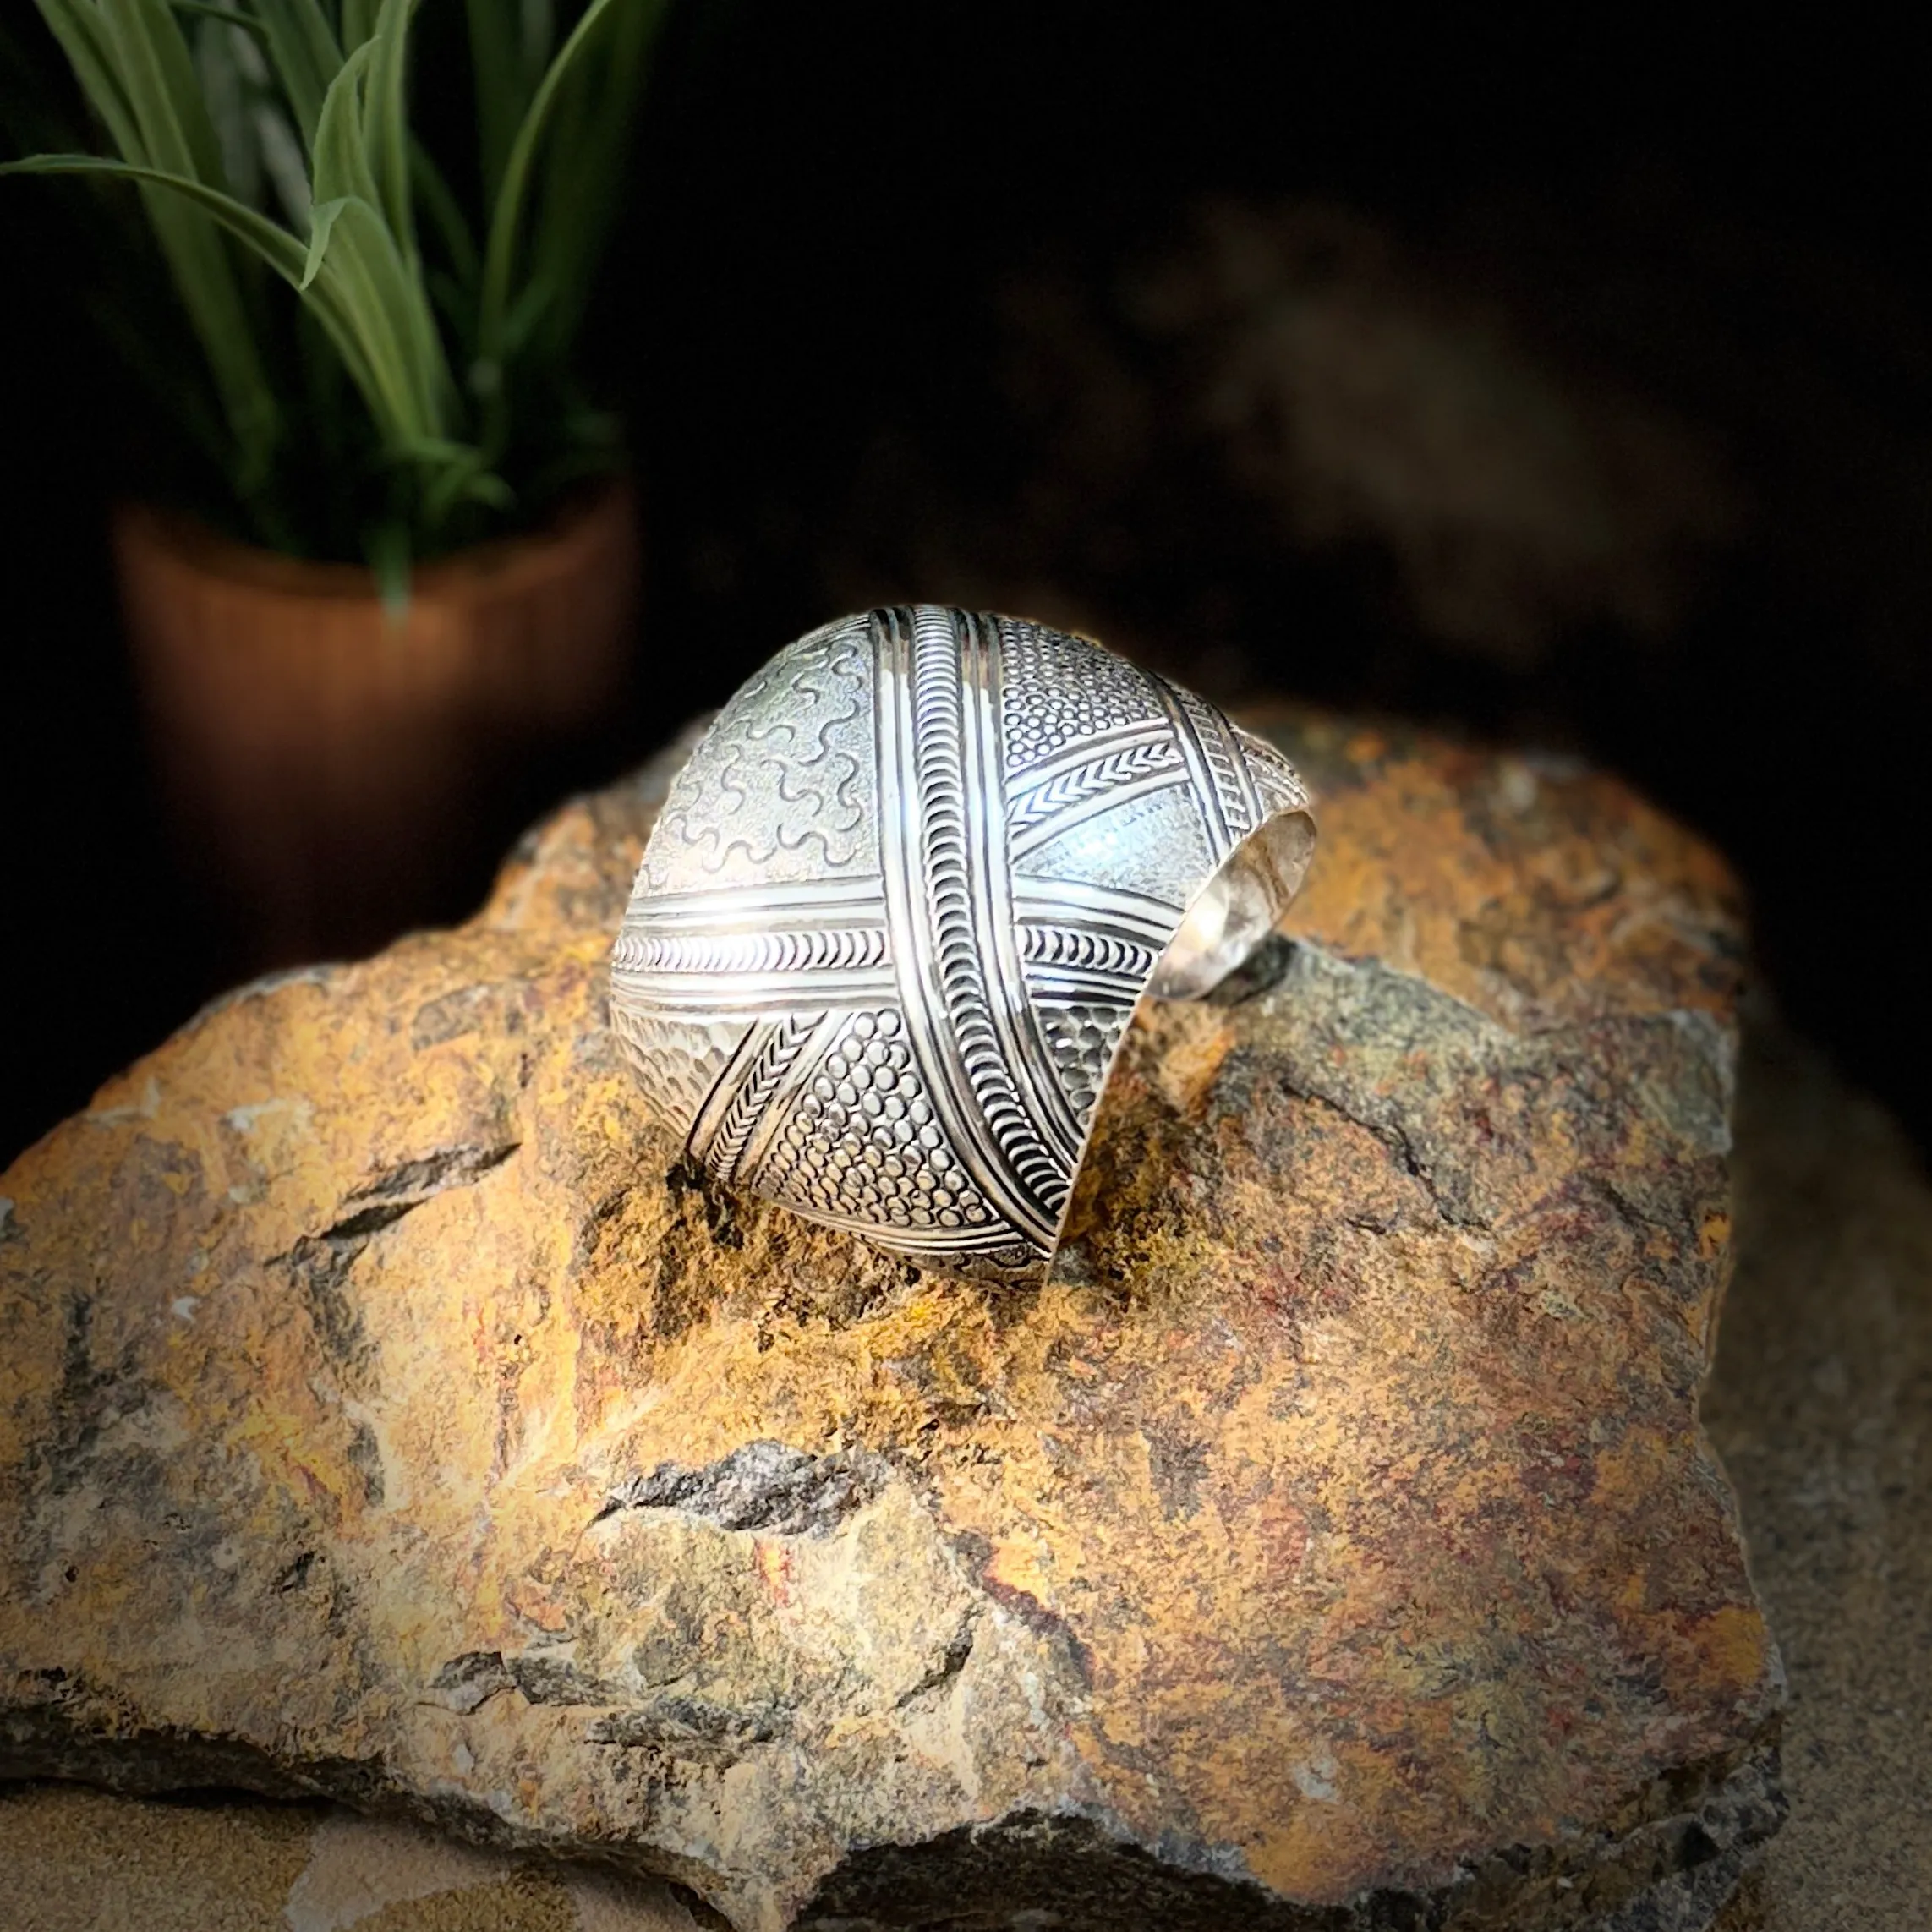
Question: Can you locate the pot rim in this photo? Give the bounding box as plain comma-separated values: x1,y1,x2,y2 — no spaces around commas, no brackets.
112,475,636,608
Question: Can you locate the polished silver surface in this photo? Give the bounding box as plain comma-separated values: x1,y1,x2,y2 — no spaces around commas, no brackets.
610,606,1315,1279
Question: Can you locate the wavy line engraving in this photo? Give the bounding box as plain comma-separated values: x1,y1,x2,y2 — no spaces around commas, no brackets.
645,622,876,889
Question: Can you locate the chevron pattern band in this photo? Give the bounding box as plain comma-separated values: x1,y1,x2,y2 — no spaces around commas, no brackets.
610,607,1315,1280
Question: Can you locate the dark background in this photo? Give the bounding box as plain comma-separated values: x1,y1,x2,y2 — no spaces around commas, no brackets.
5,4,1929,1167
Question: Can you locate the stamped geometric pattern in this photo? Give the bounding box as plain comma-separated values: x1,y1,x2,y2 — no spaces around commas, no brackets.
611,606,1313,1278
751,1010,997,1240
1036,1003,1126,1123
999,621,1167,771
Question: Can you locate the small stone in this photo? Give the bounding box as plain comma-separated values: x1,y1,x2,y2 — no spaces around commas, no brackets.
0,713,1779,1929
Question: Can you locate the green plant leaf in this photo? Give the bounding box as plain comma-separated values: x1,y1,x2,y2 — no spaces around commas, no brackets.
0,153,424,469
475,0,663,448
169,3,267,36
193,15,260,207
310,36,378,207
521,433,624,509
15,0,646,556
463,0,554,212
519,0,664,369
25,0,283,494
366,516,411,616
425,265,471,340
309,194,446,442
522,1,557,75
300,190,348,285
409,134,478,295
362,0,421,275
3,151,306,275
517,7,645,364
306,46,408,419
307,37,455,439
249,0,343,154
460,471,514,510
101,0,228,189
418,441,514,520
254,97,312,225
498,264,557,358
31,1,145,168
463,0,524,214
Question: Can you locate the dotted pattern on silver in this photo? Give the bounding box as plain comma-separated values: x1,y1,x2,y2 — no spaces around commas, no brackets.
610,607,1314,1279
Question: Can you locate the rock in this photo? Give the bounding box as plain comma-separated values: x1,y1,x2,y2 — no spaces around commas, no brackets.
0,710,1781,1930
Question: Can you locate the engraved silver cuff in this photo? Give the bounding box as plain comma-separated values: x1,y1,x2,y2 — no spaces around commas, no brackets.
610,607,1315,1282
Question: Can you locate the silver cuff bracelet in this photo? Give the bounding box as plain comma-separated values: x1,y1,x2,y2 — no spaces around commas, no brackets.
610,606,1315,1282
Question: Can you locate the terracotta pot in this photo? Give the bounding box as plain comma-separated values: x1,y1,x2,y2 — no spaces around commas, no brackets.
112,480,639,969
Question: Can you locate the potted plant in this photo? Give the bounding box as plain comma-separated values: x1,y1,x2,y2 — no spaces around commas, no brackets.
3,0,667,966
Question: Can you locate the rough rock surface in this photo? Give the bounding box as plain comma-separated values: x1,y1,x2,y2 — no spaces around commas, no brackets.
0,713,1781,1929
